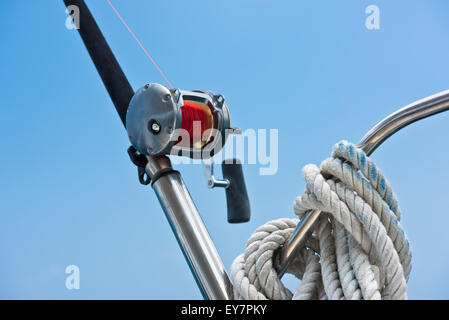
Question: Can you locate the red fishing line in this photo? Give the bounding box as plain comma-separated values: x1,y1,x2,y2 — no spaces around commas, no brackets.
106,0,173,88
178,100,213,147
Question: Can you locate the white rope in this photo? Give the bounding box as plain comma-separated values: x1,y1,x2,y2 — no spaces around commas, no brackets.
231,141,411,300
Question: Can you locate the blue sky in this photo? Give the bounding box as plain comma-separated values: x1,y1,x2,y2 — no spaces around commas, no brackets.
1,0,449,299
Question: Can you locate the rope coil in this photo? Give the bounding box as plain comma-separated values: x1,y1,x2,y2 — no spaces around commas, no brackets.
231,141,411,300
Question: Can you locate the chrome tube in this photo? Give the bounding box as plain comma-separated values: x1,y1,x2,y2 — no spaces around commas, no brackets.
147,156,234,300
358,89,449,153
276,89,449,277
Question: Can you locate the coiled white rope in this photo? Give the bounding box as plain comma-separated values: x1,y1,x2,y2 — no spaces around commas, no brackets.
231,141,412,300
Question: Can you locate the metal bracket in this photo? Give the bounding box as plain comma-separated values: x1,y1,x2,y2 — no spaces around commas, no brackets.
127,146,151,185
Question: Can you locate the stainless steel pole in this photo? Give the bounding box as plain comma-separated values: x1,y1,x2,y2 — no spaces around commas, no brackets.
276,89,449,277
145,156,234,300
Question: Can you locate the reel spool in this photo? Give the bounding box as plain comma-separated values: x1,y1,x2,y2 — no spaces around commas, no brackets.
126,83,233,159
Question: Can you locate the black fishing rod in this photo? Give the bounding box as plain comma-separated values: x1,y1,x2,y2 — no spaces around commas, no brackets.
63,0,131,126
63,0,251,299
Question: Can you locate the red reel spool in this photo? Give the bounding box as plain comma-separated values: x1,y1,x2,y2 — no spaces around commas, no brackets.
176,99,214,149
127,84,230,158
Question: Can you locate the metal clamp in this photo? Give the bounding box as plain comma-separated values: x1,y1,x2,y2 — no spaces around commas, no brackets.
127,146,151,185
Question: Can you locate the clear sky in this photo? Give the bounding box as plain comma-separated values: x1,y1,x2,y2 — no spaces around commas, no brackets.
1,0,449,299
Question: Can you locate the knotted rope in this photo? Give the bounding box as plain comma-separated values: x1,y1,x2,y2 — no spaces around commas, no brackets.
231,141,412,300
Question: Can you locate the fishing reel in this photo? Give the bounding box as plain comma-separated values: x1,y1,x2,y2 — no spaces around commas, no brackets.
126,83,250,223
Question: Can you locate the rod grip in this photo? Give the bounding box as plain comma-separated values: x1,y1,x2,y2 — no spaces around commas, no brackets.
221,159,250,223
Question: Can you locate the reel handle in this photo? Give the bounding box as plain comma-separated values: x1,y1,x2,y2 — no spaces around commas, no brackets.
222,159,250,223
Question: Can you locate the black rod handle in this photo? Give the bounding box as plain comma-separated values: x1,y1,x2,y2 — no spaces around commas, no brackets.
222,159,250,223
63,0,134,127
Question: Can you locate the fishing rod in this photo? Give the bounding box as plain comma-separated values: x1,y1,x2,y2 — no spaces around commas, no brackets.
63,0,252,300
